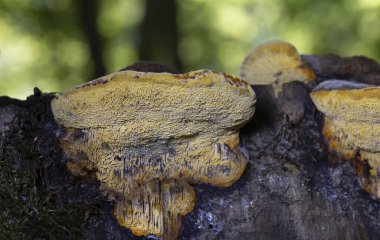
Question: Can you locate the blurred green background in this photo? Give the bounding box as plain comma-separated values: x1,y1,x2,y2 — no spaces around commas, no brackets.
0,0,379,99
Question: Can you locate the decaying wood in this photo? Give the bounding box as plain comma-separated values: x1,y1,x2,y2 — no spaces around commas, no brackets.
302,54,380,85
1,55,380,240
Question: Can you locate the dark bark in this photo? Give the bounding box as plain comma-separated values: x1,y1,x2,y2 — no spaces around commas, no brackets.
1,56,380,240
302,54,380,85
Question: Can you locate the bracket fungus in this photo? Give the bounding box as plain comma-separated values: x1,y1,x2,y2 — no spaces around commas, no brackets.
311,80,380,198
51,69,256,239
239,40,315,96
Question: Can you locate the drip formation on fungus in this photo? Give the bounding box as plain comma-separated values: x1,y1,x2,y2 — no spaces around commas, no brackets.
51,69,256,239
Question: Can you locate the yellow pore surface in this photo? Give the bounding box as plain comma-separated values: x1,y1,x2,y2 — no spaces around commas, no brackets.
311,82,380,198
239,40,315,95
51,69,256,238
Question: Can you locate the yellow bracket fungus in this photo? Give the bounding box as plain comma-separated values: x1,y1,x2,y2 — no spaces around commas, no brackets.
240,40,315,97
311,80,380,198
51,69,256,239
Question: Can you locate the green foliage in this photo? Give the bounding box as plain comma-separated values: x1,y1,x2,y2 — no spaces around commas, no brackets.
178,0,380,74
0,0,379,98
0,0,142,98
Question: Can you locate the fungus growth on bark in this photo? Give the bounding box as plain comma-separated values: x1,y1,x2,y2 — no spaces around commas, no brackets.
239,40,315,96
51,69,256,239
311,80,380,198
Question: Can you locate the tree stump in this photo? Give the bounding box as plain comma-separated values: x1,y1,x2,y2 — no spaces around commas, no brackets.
1,56,380,240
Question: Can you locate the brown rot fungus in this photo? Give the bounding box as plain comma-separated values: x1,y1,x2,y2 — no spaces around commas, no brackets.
239,40,315,96
311,80,380,198
51,69,256,239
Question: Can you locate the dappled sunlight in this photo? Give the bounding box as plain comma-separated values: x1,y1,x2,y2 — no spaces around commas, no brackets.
99,0,143,72
214,4,252,40
0,0,379,98
0,20,43,99
357,0,380,9
105,43,138,72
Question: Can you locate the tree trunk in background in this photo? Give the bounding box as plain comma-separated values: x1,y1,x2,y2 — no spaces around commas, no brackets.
139,0,181,71
1,55,380,239
78,0,106,80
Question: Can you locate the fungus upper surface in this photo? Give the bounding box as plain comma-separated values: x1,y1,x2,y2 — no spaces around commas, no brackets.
311,80,380,198
51,69,256,239
239,40,315,96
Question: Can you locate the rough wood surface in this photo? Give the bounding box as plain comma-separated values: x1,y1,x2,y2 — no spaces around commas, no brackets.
1,56,380,240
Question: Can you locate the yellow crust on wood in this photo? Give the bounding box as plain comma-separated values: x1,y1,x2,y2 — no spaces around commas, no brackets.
239,40,315,96
311,81,380,198
311,87,380,123
51,69,256,238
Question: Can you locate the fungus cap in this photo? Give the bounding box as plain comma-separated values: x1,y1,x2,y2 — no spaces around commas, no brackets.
239,40,315,96
311,79,380,198
311,80,380,123
51,69,256,238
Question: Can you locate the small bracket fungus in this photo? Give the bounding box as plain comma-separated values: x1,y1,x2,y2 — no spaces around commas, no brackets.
51,69,256,239
311,80,380,198
239,40,315,97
